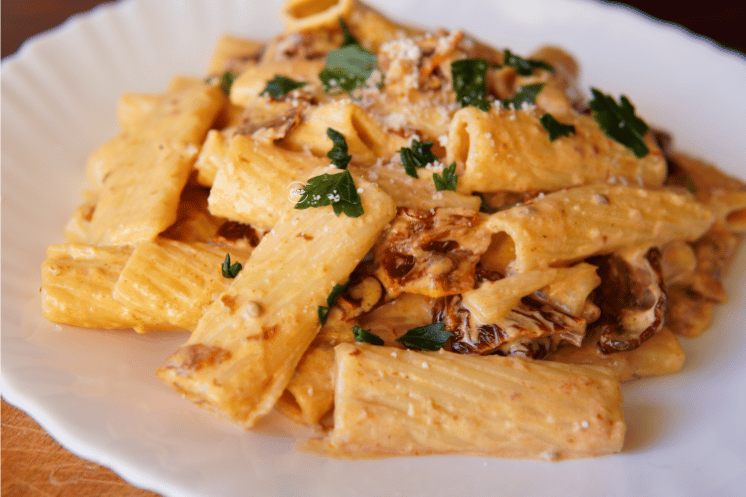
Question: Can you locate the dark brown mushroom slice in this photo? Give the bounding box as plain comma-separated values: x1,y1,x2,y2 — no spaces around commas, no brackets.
372,207,492,298
213,220,264,248
236,105,306,141
335,275,385,321
433,294,587,358
594,246,666,353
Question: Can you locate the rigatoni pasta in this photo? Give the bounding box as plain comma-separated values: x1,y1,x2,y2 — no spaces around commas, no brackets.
40,0,745,461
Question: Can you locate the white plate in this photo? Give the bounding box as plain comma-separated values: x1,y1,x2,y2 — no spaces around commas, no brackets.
2,0,745,495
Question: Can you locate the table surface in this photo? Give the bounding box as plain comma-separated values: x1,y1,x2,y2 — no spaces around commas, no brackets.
2,1,744,496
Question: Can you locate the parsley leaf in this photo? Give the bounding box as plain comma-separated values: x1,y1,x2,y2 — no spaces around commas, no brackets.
433,162,458,191
326,128,352,169
451,58,492,111
398,140,438,178
539,113,576,141
221,253,242,278
339,18,359,47
319,44,378,97
353,326,385,345
500,49,553,76
327,280,348,306
295,170,364,218
317,306,331,325
396,323,453,351
211,71,236,95
589,88,649,158
475,193,498,214
500,82,544,109
318,280,350,325
260,75,307,99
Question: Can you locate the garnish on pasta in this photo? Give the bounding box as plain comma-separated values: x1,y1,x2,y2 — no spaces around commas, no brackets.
451,58,492,111
589,87,649,158
433,162,458,191
294,170,364,218
498,48,554,75
319,45,378,96
318,280,349,325
260,75,307,98
221,254,242,278
499,82,545,109
339,18,359,47
326,128,352,169
398,139,438,178
540,113,577,141
353,325,385,345
396,323,454,351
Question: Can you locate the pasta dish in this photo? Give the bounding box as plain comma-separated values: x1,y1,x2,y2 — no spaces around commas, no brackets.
40,0,746,460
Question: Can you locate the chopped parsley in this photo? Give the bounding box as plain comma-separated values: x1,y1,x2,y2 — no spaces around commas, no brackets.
353,325,385,345
475,193,498,214
319,44,378,97
326,128,352,169
398,139,438,178
539,113,576,141
318,280,349,325
396,323,453,351
433,162,458,191
317,306,331,325
221,253,242,278
499,82,544,109
339,18,359,47
210,71,236,95
499,49,553,76
259,75,307,99
589,88,649,158
295,170,364,218
451,58,492,111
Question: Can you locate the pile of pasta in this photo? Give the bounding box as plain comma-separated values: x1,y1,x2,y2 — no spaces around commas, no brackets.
41,0,746,461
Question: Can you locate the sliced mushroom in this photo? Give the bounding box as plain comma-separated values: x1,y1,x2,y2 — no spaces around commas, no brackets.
594,246,666,353
236,104,306,142
335,276,385,321
664,224,743,337
212,220,265,248
434,295,587,358
372,207,492,298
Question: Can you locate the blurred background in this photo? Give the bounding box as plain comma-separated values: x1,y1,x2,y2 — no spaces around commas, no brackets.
2,0,745,58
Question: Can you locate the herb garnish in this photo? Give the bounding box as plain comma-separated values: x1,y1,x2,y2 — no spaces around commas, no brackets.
475,193,498,214
589,88,649,158
396,323,453,351
295,170,364,218
500,82,544,109
319,44,378,97
318,280,349,325
398,139,438,178
451,58,492,111
211,71,236,95
326,128,352,169
433,162,458,191
353,325,385,345
260,75,307,99
339,18,359,47
539,113,576,141
499,49,553,76
221,253,242,278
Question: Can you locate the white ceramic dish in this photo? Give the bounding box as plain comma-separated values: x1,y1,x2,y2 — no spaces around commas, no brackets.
2,1,745,495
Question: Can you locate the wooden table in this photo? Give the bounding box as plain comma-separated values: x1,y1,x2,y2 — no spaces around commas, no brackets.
2,1,743,496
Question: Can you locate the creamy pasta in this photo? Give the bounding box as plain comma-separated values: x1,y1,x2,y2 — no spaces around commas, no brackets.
41,0,746,460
